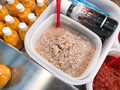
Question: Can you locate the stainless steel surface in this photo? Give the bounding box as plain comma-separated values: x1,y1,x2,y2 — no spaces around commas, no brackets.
0,0,86,90
0,40,86,90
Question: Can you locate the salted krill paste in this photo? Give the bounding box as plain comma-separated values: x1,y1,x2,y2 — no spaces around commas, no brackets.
35,24,95,77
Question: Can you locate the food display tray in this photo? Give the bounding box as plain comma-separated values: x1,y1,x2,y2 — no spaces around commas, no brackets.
25,0,120,85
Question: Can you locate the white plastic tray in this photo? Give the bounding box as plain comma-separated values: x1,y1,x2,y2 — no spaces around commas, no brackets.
25,0,120,85
25,13,102,85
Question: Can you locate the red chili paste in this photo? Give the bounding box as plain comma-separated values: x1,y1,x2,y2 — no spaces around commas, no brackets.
93,56,120,90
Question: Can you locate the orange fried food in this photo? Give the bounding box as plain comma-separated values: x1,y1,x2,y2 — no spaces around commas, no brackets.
0,64,11,88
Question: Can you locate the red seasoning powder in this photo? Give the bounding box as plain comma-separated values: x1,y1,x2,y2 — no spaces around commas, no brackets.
93,56,120,90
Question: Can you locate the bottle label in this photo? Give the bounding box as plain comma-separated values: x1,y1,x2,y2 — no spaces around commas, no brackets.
73,3,106,28
69,0,109,16
69,3,114,39
67,0,118,41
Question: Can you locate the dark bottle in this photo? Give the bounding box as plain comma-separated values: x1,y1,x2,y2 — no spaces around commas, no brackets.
61,0,118,42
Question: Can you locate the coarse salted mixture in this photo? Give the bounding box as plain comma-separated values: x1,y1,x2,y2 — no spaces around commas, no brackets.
35,24,96,77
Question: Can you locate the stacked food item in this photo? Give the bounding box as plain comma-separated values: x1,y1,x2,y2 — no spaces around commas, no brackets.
0,0,48,50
